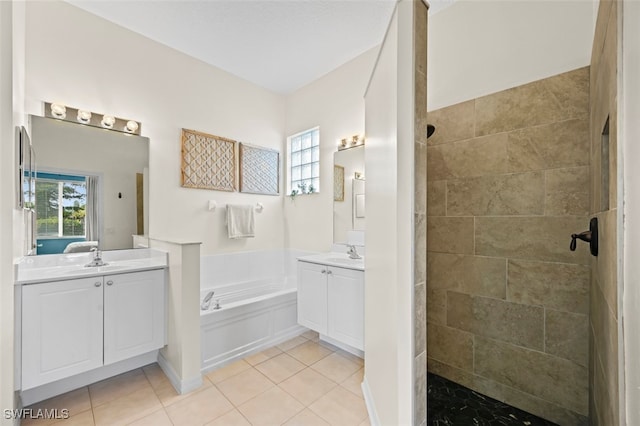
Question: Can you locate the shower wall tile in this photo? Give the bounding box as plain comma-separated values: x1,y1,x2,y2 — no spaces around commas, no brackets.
415,213,427,284
545,309,589,367
590,279,618,413
426,100,475,146
596,209,618,317
427,323,473,371
475,216,590,264
447,171,544,216
427,133,507,181
507,119,589,173
415,283,426,356
426,180,446,216
507,259,590,314
545,166,590,216
427,288,447,326
474,337,589,416
427,253,506,298
427,216,474,254
416,141,427,215
447,292,544,350
474,67,589,136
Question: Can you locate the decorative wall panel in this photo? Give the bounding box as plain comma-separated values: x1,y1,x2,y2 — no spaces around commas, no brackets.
181,129,236,191
239,143,279,195
334,165,345,201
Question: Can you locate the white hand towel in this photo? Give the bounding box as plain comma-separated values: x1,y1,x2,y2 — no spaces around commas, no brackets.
226,204,255,239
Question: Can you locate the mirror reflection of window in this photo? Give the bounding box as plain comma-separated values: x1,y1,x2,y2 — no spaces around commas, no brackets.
32,173,87,238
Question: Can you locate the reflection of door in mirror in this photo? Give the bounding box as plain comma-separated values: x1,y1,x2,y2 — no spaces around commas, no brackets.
30,115,149,254
333,145,365,244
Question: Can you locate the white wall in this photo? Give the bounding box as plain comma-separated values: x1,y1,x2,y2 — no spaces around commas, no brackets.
24,1,286,257
284,47,377,252
363,1,415,423
428,0,594,110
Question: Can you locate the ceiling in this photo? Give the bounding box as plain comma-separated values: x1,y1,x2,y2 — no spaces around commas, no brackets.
68,0,454,94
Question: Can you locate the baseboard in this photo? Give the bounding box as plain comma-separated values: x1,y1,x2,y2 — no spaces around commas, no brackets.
362,375,380,426
319,334,364,358
19,351,158,406
157,352,202,395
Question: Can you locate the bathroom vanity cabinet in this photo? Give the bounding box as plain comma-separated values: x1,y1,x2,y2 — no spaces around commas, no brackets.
21,269,165,390
297,260,364,351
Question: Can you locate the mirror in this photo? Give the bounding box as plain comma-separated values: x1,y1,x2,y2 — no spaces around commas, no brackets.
333,145,365,244
29,115,149,254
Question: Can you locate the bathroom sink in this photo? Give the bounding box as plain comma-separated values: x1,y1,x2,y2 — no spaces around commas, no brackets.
326,257,364,264
297,253,365,271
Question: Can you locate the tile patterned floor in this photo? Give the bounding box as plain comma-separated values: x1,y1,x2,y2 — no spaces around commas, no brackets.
23,331,370,426
427,373,558,426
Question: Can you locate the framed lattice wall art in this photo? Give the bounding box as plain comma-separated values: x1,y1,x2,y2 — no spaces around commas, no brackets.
181,129,236,191
239,143,280,195
334,165,345,202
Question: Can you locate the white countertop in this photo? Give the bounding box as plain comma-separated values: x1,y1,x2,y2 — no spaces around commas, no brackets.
297,252,364,271
15,248,168,285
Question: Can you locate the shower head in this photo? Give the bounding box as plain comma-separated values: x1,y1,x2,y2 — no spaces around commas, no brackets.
427,124,436,139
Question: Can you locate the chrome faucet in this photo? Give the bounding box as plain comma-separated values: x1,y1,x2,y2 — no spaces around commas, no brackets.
201,291,215,310
346,244,362,259
85,247,107,267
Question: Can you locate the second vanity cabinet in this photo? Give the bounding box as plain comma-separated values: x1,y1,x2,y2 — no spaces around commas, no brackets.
21,269,165,390
297,261,364,351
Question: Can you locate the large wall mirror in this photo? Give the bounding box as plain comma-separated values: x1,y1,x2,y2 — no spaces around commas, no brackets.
333,145,365,244
29,115,149,254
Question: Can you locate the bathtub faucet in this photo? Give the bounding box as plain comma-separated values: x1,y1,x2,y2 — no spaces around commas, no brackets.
201,291,215,310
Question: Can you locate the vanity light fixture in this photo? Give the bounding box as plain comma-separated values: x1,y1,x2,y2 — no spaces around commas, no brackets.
338,134,365,151
50,103,66,119
354,172,364,180
44,102,143,136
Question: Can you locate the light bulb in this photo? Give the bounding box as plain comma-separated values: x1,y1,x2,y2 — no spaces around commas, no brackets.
51,103,66,119
101,115,115,128
125,120,139,133
77,110,92,123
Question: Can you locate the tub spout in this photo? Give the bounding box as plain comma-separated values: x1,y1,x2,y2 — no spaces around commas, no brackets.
201,291,215,310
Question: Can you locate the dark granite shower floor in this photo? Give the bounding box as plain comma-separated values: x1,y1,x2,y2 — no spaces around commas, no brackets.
427,373,558,426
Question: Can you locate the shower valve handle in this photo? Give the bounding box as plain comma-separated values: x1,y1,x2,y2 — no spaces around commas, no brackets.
570,231,591,251
569,217,599,256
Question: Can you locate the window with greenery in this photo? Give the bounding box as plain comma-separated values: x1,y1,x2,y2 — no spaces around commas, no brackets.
26,173,87,238
288,127,319,196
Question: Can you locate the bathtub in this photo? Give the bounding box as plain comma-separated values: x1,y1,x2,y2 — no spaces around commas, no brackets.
199,250,312,373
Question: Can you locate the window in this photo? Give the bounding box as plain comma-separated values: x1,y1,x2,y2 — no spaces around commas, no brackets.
26,173,87,238
288,127,320,195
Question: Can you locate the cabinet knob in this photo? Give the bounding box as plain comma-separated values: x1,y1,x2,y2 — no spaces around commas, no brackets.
94,282,102,287
321,270,326,274
327,270,332,275
106,280,114,286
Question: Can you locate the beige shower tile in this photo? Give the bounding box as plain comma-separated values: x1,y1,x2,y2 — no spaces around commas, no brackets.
164,386,233,426
237,387,303,426
309,386,368,426
447,172,544,216
244,346,283,365
415,351,427,425
426,288,447,326
311,352,362,384
427,217,474,255
93,386,161,426
591,279,619,410
427,133,508,181
475,216,590,264
475,336,588,416
279,368,337,406
206,359,252,384
426,100,475,146
216,368,274,406
507,119,589,172
286,340,333,366
255,353,306,383
427,323,473,371
447,292,544,350
415,283,426,356
507,259,590,314
475,67,589,136
89,369,150,408
546,309,589,367
415,213,427,284
427,181,446,217
545,166,590,216
427,252,506,298
596,209,618,316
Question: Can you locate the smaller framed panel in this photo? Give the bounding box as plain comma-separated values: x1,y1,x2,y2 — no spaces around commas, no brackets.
334,165,345,202
239,143,280,195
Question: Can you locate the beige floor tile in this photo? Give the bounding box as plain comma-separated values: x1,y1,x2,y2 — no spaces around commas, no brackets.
142,363,169,390
337,349,365,367
301,330,320,342
277,336,308,352
154,376,212,408
50,409,94,426
309,386,368,426
204,409,251,426
359,418,371,426
89,369,151,408
164,386,233,426
286,340,333,366
279,368,337,406
206,359,252,384
26,386,92,425
311,352,363,383
341,368,364,397
244,346,283,366
254,353,306,384
237,387,303,426
283,408,330,426
92,386,161,426
127,408,172,426
216,368,274,406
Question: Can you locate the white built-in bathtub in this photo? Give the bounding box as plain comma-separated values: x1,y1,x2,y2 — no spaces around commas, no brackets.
199,249,313,373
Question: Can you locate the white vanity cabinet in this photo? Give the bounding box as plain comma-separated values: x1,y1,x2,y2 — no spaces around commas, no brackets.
21,269,165,390
297,260,364,351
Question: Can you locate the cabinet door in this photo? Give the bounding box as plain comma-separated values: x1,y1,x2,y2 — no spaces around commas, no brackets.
22,277,103,389
327,266,364,351
297,261,328,334
104,269,166,365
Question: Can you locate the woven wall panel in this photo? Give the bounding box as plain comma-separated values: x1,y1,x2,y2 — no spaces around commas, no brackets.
239,143,279,195
181,129,236,191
